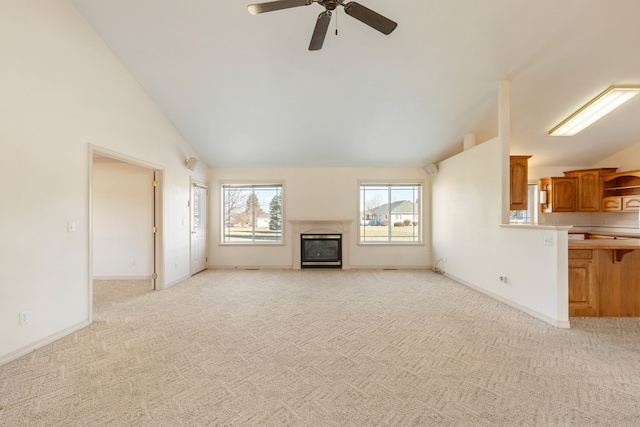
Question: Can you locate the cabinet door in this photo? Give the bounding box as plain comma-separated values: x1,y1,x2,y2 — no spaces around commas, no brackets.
602,196,622,212
576,171,600,211
623,196,640,212
553,178,577,212
510,156,530,210
568,259,597,316
564,168,616,212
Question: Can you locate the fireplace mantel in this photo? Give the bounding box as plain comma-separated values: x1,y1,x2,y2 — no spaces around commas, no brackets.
290,220,353,269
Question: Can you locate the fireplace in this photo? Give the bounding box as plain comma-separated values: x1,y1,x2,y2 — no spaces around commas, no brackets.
301,234,342,268
290,220,352,269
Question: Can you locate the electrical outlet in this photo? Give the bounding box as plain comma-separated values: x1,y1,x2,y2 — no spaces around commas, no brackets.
544,236,553,246
19,311,29,325
499,276,507,283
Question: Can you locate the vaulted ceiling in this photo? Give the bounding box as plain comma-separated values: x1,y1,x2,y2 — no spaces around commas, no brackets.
71,0,640,168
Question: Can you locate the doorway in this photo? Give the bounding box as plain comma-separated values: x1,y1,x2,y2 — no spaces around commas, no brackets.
190,178,208,275
89,146,164,320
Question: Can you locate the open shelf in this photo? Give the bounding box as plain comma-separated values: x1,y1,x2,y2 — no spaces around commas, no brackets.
605,185,640,191
602,171,640,212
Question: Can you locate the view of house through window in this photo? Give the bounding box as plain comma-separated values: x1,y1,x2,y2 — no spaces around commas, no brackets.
222,184,282,243
510,183,538,224
360,183,422,243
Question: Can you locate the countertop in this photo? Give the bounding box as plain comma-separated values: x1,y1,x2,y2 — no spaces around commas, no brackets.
569,239,640,250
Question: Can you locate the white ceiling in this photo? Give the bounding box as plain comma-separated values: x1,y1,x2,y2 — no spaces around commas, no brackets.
71,0,640,169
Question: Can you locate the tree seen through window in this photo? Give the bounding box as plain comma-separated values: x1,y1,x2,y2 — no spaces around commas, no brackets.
222,184,282,243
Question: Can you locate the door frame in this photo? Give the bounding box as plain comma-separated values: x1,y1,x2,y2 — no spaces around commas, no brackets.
190,177,208,275
88,145,164,323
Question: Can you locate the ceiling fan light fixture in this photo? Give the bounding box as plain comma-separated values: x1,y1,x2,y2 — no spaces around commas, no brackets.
548,85,640,136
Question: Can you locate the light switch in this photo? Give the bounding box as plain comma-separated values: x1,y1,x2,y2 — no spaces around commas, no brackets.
68,221,75,233
543,236,553,246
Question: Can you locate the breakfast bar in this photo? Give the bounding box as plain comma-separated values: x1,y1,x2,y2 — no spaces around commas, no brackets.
568,238,640,316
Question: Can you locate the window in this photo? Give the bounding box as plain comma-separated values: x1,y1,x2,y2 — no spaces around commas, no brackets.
359,183,422,243
510,183,538,224
222,184,282,243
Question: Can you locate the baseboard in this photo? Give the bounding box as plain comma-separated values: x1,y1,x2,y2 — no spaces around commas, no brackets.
445,273,571,329
349,265,430,270
0,319,91,367
209,265,293,270
93,276,152,280
209,265,430,271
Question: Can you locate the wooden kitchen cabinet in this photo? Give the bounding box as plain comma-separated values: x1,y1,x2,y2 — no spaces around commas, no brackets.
623,196,640,211
540,177,577,213
563,168,616,212
602,170,640,212
568,249,598,316
602,197,623,211
510,156,531,210
569,239,640,317
594,248,640,316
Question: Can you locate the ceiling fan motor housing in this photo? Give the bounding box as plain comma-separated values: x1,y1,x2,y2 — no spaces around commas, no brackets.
319,0,339,10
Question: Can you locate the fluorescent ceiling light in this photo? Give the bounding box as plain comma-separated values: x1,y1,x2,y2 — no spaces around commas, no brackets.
549,85,640,136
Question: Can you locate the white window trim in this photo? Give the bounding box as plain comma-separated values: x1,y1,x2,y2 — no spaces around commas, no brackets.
358,180,424,245
220,181,285,245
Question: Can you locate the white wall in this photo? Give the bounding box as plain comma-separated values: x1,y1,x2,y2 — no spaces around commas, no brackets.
92,160,154,279
0,0,206,364
209,167,431,269
592,140,640,173
432,138,570,327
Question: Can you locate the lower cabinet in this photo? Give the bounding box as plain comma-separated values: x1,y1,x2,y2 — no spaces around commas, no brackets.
568,249,598,316
569,246,640,317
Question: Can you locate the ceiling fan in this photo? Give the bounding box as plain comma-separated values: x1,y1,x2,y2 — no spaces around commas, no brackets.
247,0,397,51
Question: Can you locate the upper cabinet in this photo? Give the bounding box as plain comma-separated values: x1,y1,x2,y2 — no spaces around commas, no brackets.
601,171,640,212
563,168,617,212
510,156,531,210
540,177,577,213
540,168,640,214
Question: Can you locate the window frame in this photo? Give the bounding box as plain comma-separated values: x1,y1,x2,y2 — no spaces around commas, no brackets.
509,182,539,224
358,181,424,245
220,181,284,245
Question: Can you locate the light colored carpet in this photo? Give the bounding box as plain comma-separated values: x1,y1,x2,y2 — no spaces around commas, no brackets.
1,269,640,426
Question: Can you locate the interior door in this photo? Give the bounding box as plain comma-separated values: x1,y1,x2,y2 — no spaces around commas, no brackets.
190,179,208,274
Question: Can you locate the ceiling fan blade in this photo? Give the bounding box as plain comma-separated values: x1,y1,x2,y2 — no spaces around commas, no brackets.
247,0,312,15
309,11,332,51
343,2,397,35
